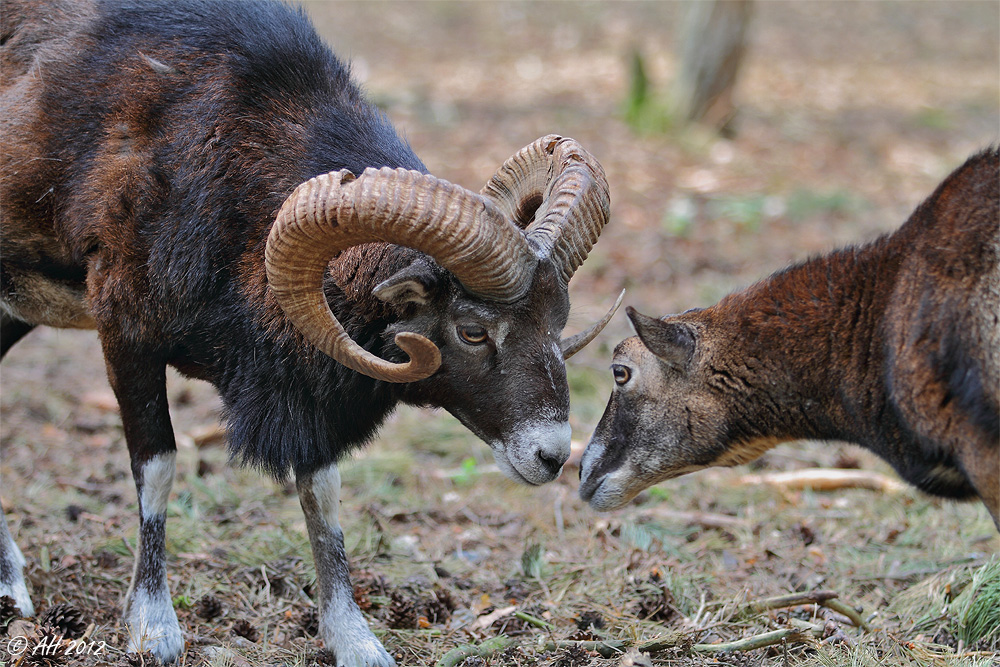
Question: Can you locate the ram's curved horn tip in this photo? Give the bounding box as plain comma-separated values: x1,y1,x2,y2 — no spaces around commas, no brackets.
391,332,443,381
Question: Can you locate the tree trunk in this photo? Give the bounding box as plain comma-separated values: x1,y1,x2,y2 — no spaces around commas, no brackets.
671,0,753,134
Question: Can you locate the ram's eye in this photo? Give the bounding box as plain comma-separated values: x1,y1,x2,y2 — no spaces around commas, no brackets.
457,325,488,345
612,364,631,386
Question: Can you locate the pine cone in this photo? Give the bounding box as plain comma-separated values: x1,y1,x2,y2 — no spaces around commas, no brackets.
633,578,676,623
634,592,672,622
21,650,63,667
37,603,87,640
231,618,259,642
575,609,605,632
121,650,163,666
352,570,388,597
20,626,66,667
268,573,289,598
194,594,224,620
311,649,338,666
1,595,22,633
423,587,456,624
386,590,417,630
95,550,119,569
353,584,372,612
298,607,319,637
552,643,593,667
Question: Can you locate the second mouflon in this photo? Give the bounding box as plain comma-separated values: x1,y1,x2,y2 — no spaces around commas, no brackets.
580,147,999,529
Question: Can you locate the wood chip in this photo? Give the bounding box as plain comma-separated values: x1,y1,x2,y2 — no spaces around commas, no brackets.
467,605,516,632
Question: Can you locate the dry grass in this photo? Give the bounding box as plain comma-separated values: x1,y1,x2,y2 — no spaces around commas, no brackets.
2,1,998,665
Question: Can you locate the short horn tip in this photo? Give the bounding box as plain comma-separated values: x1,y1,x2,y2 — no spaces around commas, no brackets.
560,288,627,359
393,332,442,380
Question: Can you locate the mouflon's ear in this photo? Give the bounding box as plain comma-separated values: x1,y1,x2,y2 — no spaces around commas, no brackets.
626,306,697,371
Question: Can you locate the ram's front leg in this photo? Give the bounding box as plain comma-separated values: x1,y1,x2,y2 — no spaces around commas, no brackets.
102,343,184,662
297,464,395,667
0,508,33,617
0,315,36,615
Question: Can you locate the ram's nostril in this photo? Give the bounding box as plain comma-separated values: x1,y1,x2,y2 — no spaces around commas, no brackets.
537,449,565,476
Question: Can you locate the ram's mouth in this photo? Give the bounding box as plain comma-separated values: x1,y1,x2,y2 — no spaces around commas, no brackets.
490,450,537,486
490,420,572,486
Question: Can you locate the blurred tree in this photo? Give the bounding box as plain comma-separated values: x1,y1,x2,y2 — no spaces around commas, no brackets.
670,0,754,136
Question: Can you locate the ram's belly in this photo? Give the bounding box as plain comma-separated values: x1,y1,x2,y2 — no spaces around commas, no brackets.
0,268,95,329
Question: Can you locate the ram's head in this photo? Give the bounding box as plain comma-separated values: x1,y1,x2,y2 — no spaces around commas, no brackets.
266,135,620,484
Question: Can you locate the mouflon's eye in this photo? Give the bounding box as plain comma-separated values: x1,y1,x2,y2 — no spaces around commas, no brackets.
612,364,631,386
457,325,488,345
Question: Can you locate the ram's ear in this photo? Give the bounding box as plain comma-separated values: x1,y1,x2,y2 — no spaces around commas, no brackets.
626,306,697,371
373,260,440,306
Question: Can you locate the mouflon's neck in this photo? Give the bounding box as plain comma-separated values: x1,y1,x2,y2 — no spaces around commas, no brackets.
710,234,905,446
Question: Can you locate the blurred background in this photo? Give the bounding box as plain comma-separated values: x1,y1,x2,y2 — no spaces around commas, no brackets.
1,2,997,664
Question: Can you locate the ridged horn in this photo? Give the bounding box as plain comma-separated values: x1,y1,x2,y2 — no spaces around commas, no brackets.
265,168,537,383
481,135,610,285
560,289,625,359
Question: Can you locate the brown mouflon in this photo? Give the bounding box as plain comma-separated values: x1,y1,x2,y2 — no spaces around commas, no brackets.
581,147,998,529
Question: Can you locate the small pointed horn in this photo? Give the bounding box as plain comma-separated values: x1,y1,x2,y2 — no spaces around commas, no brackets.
560,289,625,359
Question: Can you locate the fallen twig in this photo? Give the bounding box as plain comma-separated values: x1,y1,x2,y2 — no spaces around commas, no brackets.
636,507,746,530
636,632,691,652
538,631,689,657
740,468,906,493
693,627,812,653
449,589,868,662
513,610,554,631
434,636,514,667
739,590,870,632
540,639,625,658
744,590,839,614
739,589,870,632
821,598,870,631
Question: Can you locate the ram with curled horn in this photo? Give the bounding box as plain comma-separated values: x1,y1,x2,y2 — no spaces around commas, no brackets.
0,1,619,664
266,135,621,383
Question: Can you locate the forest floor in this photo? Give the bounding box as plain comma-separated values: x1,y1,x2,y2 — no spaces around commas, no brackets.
1,2,998,666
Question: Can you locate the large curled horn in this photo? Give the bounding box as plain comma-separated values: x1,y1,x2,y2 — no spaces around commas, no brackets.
480,135,610,285
482,135,616,355
265,168,537,383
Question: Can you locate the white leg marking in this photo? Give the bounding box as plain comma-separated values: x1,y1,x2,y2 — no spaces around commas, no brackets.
125,584,183,660
125,452,183,662
301,464,395,667
312,464,342,528
140,452,176,519
0,511,34,616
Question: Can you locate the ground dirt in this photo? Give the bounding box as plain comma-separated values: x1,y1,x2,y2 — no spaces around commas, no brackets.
1,2,998,666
